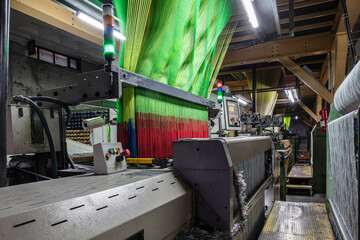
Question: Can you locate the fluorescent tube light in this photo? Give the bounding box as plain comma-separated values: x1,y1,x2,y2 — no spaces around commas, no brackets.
234,95,248,106
77,12,126,40
114,31,126,40
291,89,298,101
238,98,248,106
241,0,259,28
285,89,295,103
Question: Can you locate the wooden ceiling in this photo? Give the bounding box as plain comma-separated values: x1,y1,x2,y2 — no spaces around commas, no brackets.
218,0,345,121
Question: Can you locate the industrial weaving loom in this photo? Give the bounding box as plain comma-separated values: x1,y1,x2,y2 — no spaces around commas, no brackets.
114,0,236,160
0,1,277,239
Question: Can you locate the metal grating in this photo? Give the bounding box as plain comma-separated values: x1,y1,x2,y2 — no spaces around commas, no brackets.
258,201,335,239
234,152,266,198
237,192,266,240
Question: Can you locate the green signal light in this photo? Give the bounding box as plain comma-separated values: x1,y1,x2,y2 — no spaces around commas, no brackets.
104,44,115,54
217,94,223,101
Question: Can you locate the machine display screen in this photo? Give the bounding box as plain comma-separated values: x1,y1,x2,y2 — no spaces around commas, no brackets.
226,100,239,127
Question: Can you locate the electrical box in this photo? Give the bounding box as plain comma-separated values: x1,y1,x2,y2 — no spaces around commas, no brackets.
222,96,242,131
6,105,61,154
93,142,127,174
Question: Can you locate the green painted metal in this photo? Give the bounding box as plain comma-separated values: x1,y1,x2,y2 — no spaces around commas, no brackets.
280,156,286,201
86,100,118,109
312,124,327,194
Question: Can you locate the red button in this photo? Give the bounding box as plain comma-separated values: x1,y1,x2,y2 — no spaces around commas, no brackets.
122,149,130,157
105,153,111,160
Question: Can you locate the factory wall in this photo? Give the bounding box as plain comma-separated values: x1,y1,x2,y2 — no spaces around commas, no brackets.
288,118,309,151
8,40,100,102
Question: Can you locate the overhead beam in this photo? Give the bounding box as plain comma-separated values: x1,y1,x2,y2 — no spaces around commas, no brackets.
230,73,243,82
298,113,314,127
11,0,103,46
230,35,254,43
278,57,333,103
225,80,248,87
331,33,348,93
314,57,328,119
319,57,329,82
277,0,306,6
219,59,324,75
335,0,360,33
316,95,322,119
281,21,333,34
280,9,337,24
298,101,319,122
223,33,332,67
278,0,334,12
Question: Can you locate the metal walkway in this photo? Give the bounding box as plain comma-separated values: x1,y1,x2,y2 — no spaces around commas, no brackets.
258,201,335,239
287,165,313,195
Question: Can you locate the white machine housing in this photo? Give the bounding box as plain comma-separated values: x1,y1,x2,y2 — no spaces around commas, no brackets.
93,142,127,174
222,96,242,131
6,105,61,154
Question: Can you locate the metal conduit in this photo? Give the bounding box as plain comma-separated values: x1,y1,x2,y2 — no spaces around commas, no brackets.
0,0,10,187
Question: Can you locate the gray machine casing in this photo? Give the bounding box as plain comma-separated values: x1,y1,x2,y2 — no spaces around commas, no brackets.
0,170,193,240
173,136,272,231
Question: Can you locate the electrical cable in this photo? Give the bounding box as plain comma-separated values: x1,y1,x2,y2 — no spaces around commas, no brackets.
9,167,53,180
29,96,76,169
340,0,358,64
14,158,39,181
29,96,72,126
12,95,58,178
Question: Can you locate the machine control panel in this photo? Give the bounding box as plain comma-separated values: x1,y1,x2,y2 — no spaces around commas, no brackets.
94,142,129,174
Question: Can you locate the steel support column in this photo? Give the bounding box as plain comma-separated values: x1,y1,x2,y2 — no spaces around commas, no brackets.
0,0,10,187
252,66,257,113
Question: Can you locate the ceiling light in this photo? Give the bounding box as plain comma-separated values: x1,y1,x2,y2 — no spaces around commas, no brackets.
241,0,259,28
285,89,295,103
238,98,248,106
234,95,249,106
114,31,126,40
291,89,299,101
294,116,299,120
77,12,126,40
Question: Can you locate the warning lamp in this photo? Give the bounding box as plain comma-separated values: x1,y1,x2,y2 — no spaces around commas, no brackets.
102,4,116,66
217,82,223,102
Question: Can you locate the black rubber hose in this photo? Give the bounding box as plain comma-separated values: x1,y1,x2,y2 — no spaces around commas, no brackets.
12,95,58,178
29,96,76,169
29,96,72,126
